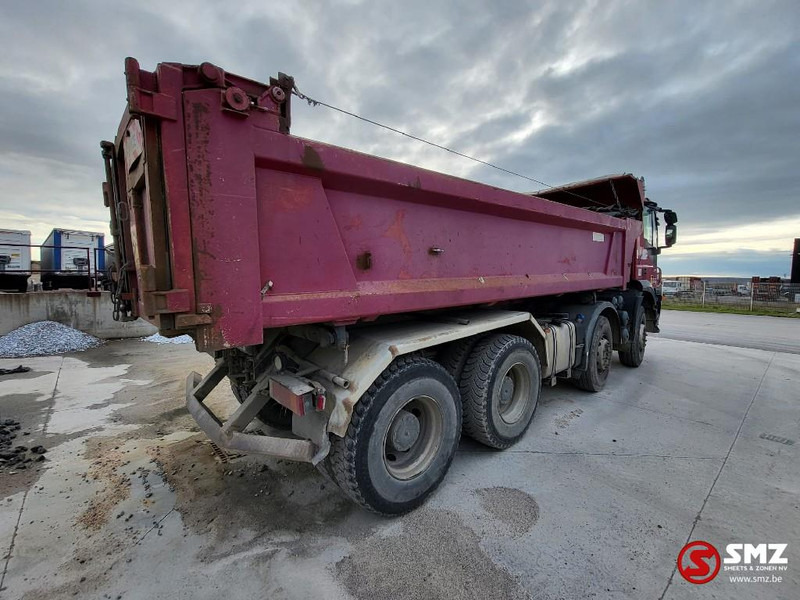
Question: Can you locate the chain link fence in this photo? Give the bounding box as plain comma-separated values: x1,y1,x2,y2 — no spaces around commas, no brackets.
663,282,800,315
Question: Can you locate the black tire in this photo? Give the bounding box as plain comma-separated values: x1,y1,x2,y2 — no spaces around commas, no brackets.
618,306,646,367
459,334,541,449
17,280,28,293
325,355,461,515
573,316,613,392
438,335,485,379
230,381,293,430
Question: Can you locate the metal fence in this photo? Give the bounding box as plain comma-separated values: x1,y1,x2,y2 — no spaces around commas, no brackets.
0,243,107,292
663,282,800,314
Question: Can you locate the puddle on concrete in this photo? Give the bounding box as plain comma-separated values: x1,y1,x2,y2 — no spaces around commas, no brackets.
0,361,61,403
4,344,533,600
47,358,149,436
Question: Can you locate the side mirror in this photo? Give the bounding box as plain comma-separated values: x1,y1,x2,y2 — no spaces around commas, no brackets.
664,210,678,225
664,224,677,248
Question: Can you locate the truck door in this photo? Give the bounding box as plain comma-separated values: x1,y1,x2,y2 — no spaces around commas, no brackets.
638,206,660,288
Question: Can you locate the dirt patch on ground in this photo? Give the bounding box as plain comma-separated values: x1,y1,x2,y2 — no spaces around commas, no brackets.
476,487,539,537
152,436,367,550
0,391,56,497
554,408,583,429
76,440,132,530
336,508,529,600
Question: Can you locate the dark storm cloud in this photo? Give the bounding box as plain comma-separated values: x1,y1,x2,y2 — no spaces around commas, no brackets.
0,0,798,272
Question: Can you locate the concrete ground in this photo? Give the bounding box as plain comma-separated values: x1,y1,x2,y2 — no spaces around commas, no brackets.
657,309,800,354
0,310,798,599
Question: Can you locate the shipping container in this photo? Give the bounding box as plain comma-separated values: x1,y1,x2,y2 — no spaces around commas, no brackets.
0,228,32,292
40,228,105,290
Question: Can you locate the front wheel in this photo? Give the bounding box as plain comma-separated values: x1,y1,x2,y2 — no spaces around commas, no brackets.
573,315,613,392
618,306,647,367
326,355,461,515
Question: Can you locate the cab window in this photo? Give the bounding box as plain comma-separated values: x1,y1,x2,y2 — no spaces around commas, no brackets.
642,207,656,247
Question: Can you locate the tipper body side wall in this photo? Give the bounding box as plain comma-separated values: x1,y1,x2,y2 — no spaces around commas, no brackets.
105,60,644,352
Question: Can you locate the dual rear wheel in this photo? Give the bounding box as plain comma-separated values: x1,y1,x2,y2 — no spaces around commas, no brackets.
457,334,542,450
326,334,541,514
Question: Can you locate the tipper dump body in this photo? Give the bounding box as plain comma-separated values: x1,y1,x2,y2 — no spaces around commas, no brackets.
102,59,678,514
103,59,645,353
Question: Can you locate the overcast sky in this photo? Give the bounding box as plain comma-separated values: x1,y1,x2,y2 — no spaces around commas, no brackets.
1,0,798,277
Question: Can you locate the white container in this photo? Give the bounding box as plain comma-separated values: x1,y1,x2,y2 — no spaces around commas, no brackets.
0,229,32,292
0,229,32,272
40,229,105,290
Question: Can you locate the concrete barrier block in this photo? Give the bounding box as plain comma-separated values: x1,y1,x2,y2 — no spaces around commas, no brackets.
0,291,158,339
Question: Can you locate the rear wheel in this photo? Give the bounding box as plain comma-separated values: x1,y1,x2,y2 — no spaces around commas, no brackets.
438,335,485,379
459,334,541,449
230,382,292,430
326,355,461,515
573,316,613,392
618,306,646,367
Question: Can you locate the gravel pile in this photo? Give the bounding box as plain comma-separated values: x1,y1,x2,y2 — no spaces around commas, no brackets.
0,321,102,358
142,333,193,345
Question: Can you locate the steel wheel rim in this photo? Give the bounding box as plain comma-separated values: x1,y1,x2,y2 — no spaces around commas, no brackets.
497,362,532,424
637,320,647,358
597,335,612,373
383,395,443,481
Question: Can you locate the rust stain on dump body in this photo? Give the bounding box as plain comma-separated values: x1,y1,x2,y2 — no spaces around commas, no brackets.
385,209,412,258
302,145,325,171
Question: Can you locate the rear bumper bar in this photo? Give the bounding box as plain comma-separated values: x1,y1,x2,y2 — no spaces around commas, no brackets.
185,366,316,462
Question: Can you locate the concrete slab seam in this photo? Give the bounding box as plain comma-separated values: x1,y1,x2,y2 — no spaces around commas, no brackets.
0,358,63,591
0,489,27,593
41,358,65,436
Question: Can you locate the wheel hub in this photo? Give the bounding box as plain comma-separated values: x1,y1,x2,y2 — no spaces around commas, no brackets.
597,337,612,371
387,409,421,452
499,375,515,409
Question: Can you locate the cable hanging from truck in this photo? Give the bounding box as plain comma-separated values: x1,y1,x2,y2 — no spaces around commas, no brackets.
291,84,606,208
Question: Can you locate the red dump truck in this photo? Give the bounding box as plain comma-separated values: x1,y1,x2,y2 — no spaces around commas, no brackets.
101,59,678,514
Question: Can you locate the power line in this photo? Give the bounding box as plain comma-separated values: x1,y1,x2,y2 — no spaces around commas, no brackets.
291,85,606,208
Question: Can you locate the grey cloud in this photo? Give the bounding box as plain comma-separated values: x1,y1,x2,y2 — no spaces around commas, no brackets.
0,0,798,276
